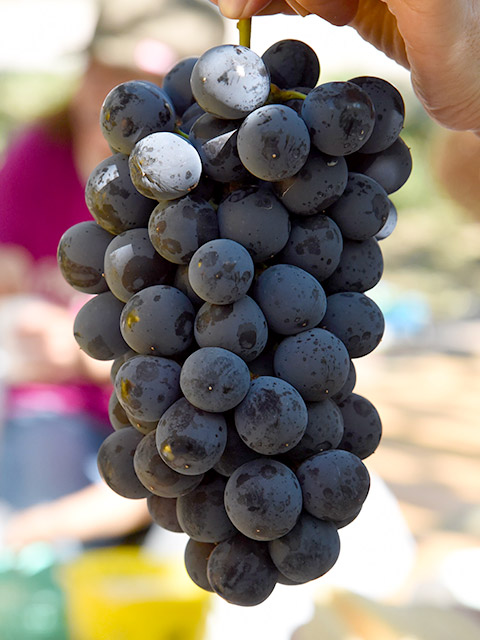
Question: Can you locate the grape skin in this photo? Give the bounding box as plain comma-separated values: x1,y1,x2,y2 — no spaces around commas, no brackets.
184,539,215,592
337,392,383,459
261,39,320,90
147,495,183,533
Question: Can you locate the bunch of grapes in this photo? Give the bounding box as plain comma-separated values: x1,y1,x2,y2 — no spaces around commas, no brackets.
58,31,411,606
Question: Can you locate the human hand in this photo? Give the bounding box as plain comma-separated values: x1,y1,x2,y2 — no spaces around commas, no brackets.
211,1,480,133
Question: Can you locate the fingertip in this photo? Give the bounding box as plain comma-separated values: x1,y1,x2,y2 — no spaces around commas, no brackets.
304,0,359,26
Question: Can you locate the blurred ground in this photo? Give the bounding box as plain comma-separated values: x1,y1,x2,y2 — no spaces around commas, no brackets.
354,328,480,605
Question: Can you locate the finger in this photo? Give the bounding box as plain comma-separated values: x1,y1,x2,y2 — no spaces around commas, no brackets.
298,1,359,26
216,0,274,19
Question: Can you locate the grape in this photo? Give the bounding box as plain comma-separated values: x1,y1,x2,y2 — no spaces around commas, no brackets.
114,354,181,422
323,237,384,294
296,449,370,522
176,472,237,543
326,172,390,241
189,113,249,183
129,132,202,200
247,346,276,379
217,184,290,262
100,80,175,155
179,102,206,134
273,328,350,400
163,57,198,116
237,104,310,181
194,296,268,362
337,393,382,459
104,228,172,302
268,513,340,583
57,221,113,294
120,284,195,356
108,390,131,431
347,136,412,194
349,76,405,153
320,292,385,358
190,44,271,120
97,427,150,499
148,194,218,265
133,431,203,498
207,534,277,606
282,398,344,465
331,359,356,403
301,82,375,156
180,347,251,412
261,39,320,89
280,213,343,281
156,397,227,475
173,265,205,308
234,376,307,455
224,458,303,541
73,291,129,360
85,153,154,235
147,495,183,533
188,239,254,305
213,415,259,477
253,264,326,335
273,149,348,215
375,200,398,241
184,539,215,592
125,411,158,436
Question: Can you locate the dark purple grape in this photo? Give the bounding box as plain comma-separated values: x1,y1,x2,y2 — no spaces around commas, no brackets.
114,354,181,422
133,431,203,498
163,57,198,116
100,80,175,154
180,102,205,134
190,45,271,120
176,472,237,543
237,104,310,181
180,347,250,413
173,265,205,308
337,393,382,459
262,39,320,89
349,76,405,153
273,149,348,215
184,539,215,592
301,82,375,156
97,427,150,499
207,534,277,606
273,328,350,401
188,239,254,305
104,228,172,302
108,390,130,431
213,415,259,477
189,113,249,183
194,296,268,362
268,512,340,583
224,458,303,541
320,292,385,358
120,285,195,356
234,376,307,455
375,200,397,240
253,264,326,335
148,195,219,265
331,359,356,403
85,153,154,235
73,291,129,360
156,398,227,475
217,184,290,262
280,213,344,282
57,221,113,294
325,172,390,241
147,495,183,533
296,449,370,522
323,237,384,294
347,136,412,194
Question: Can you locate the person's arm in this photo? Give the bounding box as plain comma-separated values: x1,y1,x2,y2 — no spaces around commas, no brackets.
212,0,480,133
3,483,151,551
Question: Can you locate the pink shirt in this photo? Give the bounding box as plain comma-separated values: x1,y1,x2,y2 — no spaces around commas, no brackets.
0,124,111,427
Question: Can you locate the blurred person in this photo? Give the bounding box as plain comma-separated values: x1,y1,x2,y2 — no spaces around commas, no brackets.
0,0,224,548
212,0,480,133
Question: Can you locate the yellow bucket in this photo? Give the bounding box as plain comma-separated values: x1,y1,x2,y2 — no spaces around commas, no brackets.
59,546,211,640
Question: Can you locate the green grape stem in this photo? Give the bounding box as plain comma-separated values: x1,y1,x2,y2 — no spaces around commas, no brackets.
237,18,252,48
174,126,190,140
268,84,308,103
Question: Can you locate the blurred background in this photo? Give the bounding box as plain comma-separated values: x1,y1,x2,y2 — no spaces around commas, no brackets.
0,0,479,639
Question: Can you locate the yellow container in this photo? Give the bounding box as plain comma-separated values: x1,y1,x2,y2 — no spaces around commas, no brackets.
59,546,211,640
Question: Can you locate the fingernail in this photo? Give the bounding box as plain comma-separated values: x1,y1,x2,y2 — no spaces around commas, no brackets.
218,0,248,19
